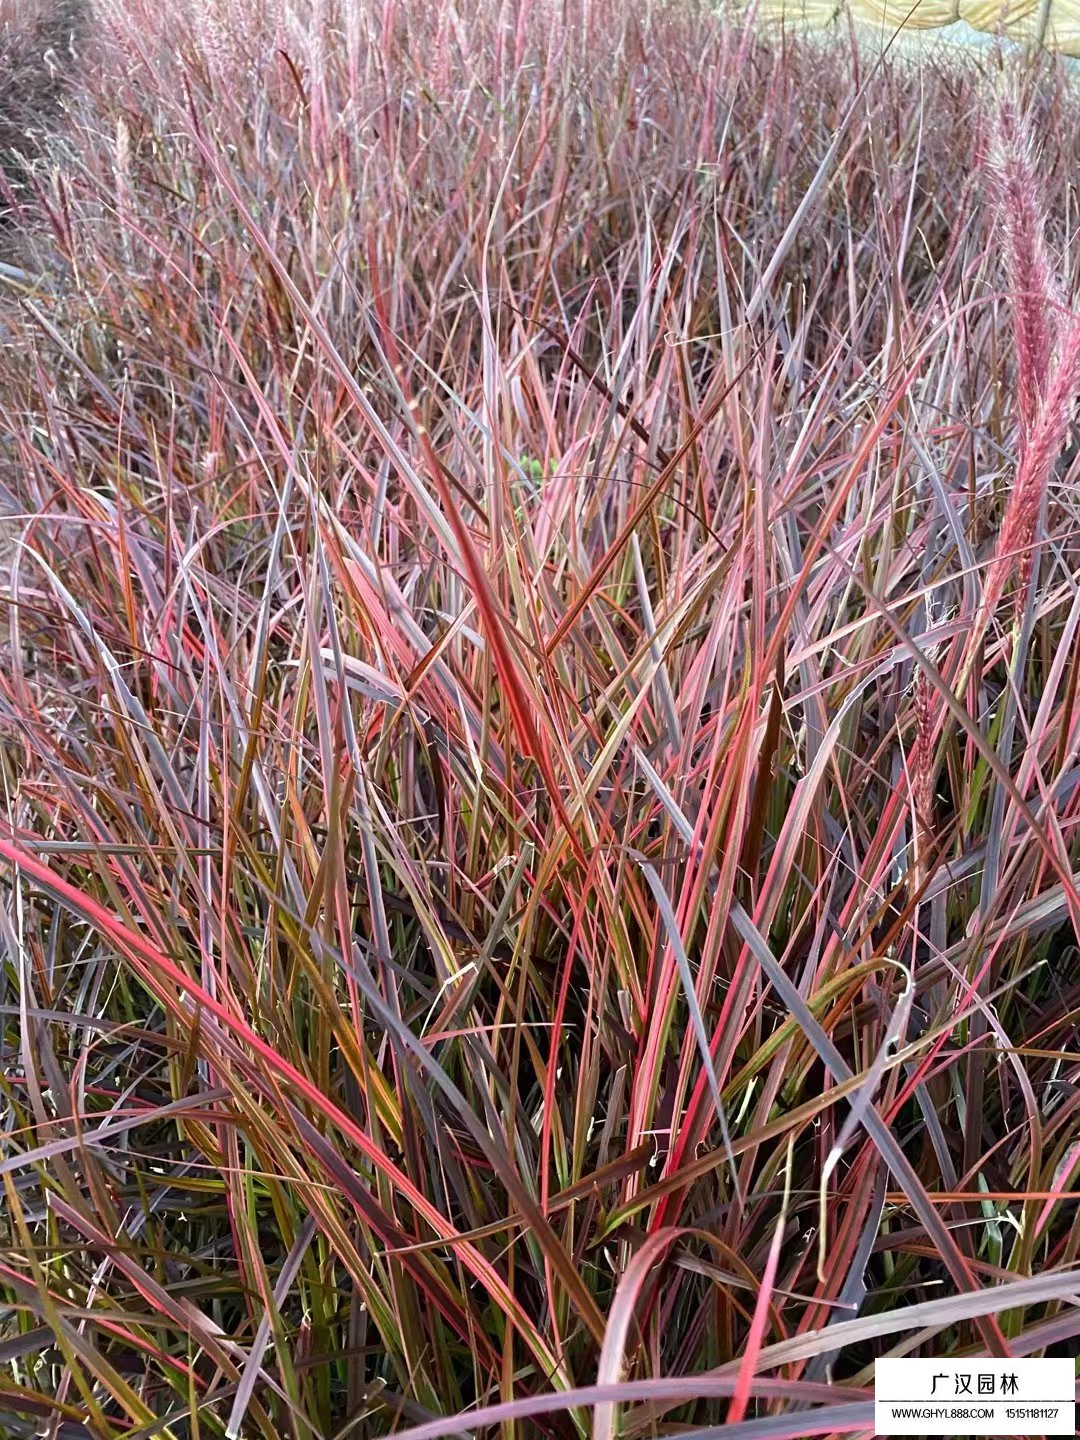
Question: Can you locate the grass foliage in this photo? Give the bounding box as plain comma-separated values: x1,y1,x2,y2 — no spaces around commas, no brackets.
1,0,1080,1435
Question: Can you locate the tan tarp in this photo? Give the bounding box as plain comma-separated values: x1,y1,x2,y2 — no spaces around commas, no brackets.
749,0,1080,48
854,0,959,27
1005,0,1080,52
756,0,842,26
957,0,1040,27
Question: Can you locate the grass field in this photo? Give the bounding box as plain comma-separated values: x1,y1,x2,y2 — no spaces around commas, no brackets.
1,1,1079,1436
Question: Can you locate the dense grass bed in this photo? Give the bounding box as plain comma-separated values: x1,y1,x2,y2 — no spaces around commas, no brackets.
0,1,1079,1436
